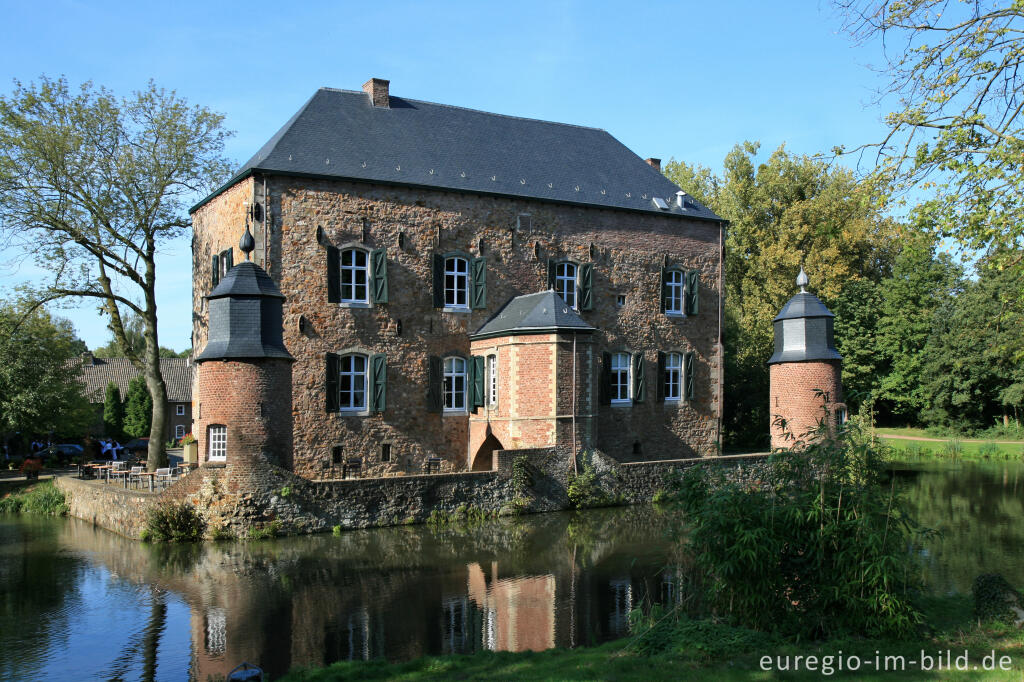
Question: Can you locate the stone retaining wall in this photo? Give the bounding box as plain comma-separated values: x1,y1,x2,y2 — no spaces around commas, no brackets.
56,450,772,540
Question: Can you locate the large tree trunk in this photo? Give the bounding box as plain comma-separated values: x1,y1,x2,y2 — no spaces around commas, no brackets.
142,283,168,472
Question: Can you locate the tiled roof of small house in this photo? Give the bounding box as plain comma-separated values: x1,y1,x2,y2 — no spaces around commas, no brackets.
471,290,596,339
75,356,194,403
192,85,722,222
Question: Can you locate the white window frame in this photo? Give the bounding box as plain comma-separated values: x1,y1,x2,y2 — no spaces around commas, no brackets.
176,404,185,416
665,352,682,402
487,354,498,408
208,425,226,462
665,269,685,315
339,353,368,412
444,257,469,308
611,352,632,404
175,424,186,440
340,248,370,304
443,356,467,412
555,261,578,310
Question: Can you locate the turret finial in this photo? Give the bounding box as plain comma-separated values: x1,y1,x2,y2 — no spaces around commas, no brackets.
796,266,809,293
239,217,255,260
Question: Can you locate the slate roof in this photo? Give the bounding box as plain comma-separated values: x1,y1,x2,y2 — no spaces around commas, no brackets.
773,292,835,322
471,290,596,339
196,261,294,362
207,260,285,300
76,357,194,403
192,87,723,222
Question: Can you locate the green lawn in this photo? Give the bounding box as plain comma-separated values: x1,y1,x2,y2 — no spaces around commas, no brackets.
876,431,1024,461
280,598,1024,681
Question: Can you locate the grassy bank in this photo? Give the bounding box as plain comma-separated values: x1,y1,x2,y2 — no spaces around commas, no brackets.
872,428,1024,461
279,597,1024,681
0,479,68,515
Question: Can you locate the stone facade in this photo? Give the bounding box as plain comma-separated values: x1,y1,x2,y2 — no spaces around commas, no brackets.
769,360,843,449
192,176,723,478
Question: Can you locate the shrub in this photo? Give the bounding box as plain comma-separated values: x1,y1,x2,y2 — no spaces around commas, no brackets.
248,520,282,540
977,442,1001,459
941,438,963,458
672,423,922,639
567,461,605,509
511,455,532,496
144,502,205,542
973,574,1024,624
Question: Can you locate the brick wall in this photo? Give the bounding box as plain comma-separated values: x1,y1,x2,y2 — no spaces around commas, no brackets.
769,361,843,449
192,175,723,478
194,359,294,476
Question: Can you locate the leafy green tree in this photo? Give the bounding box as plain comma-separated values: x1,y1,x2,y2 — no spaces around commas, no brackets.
0,76,231,470
102,382,124,440
919,251,1024,429
875,231,963,420
837,0,1024,257
0,302,94,441
665,142,898,446
123,376,153,439
93,312,182,358
831,277,885,408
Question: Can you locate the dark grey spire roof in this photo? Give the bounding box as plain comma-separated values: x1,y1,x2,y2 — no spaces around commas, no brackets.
768,291,841,365
773,292,835,322
191,87,722,222
207,261,285,300
196,261,293,362
470,290,596,339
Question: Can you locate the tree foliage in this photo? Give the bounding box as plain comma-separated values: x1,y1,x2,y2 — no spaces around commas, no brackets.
837,0,1024,256
919,251,1024,427
0,76,230,469
102,381,124,440
0,302,93,439
123,376,153,439
665,142,898,446
92,312,181,358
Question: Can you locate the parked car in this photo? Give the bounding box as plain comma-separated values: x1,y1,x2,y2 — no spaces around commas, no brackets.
123,438,150,454
42,444,83,463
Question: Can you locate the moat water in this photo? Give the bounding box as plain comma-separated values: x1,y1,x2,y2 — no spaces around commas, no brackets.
1,460,1022,681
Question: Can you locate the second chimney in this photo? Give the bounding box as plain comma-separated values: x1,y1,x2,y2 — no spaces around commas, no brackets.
362,78,390,108
645,158,661,173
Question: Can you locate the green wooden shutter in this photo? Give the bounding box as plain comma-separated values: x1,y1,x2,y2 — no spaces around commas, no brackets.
325,353,339,412
211,254,220,286
427,356,442,412
326,245,340,303
547,259,556,290
370,354,387,413
470,355,485,409
686,270,700,315
371,249,389,303
633,351,646,403
656,351,667,402
659,267,668,313
579,263,594,311
600,352,612,405
224,249,234,271
471,257,487,309
432,254,444,308
685,352,695,400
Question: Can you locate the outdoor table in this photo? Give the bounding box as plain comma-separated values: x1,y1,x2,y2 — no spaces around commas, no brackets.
92,464,113,483
134,471,158,492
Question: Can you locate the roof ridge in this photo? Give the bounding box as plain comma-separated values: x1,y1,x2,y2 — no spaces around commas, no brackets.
317,87,608,133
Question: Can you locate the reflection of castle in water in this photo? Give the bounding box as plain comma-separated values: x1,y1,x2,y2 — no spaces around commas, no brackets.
56,508,683,680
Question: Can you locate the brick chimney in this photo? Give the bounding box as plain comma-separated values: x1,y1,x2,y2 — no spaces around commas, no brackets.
80,351,94,366
645,158,661,173
362,78,390,108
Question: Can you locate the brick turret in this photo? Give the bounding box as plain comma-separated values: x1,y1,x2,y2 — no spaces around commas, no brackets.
768,267,844,449
194,224,295,475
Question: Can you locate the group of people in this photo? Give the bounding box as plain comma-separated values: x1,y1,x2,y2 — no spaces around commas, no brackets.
30,439,53,454
100,438,124,460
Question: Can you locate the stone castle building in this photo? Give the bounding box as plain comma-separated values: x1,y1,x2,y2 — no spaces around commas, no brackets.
190,78,726,478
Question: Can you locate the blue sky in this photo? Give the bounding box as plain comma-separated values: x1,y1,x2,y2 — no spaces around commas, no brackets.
0,0,892,351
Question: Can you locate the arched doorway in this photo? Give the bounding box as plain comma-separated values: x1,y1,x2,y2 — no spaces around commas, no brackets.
471,433,504,471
